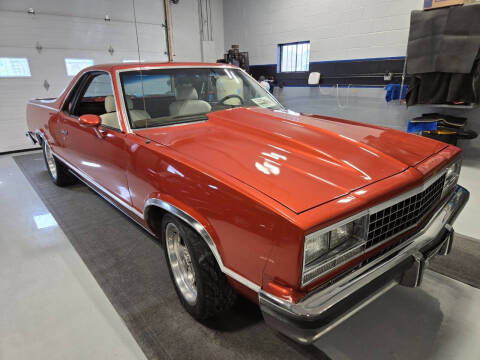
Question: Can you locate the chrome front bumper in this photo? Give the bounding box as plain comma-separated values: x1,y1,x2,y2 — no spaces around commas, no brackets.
259,185,469,344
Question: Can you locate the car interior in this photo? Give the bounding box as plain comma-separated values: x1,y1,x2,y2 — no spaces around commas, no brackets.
68,70,262,130
124,74,247,128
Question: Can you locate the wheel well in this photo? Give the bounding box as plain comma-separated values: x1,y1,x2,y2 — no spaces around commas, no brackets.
144,205,221,265
143,202,261,293
145,205,168,237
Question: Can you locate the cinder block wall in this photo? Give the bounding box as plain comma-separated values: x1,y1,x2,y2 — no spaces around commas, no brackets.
223,0,421,64
274,87,480,159
223,0,479,158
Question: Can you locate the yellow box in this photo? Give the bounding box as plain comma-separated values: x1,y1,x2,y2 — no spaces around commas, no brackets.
424,0,464,10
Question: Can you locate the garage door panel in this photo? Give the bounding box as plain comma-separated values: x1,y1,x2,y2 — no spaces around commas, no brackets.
0,13,164,54
0,123,37,153
0,0,167,152
0,47,167,96
0,0,164,24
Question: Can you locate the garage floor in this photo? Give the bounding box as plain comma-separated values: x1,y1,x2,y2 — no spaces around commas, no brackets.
452,157,480,239
0,152,146,360
1,151,480,360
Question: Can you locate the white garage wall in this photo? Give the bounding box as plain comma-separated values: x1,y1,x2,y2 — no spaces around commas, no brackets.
170,0,202,61
0,0,168,152
223,0,423,65
170,0,224,62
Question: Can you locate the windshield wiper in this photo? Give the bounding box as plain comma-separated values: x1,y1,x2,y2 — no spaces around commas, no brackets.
156,113,208,127
171,113,209,121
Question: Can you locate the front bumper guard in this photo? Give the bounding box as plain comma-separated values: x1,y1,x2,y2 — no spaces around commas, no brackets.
259,185,469,344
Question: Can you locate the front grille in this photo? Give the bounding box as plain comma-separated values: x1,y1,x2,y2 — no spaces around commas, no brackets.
366,174,445,249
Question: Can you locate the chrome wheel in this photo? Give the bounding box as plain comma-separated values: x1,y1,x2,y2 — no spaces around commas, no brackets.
165,222,197,305
44,143,57,180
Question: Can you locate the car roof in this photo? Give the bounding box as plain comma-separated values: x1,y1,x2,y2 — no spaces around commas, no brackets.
84,62,237,72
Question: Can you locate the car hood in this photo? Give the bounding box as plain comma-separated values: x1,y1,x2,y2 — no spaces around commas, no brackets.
140,108,446,214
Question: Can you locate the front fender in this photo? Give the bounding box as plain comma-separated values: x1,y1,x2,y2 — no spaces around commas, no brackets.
143,193,262,293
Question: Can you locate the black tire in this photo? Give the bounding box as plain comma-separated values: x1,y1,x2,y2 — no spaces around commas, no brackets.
42,141,76,186
161,214,236,320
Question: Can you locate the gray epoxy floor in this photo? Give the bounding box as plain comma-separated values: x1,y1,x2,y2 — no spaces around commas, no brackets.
0,153,146,360
453,158,480,239
1,151,480,359
314,271,480,359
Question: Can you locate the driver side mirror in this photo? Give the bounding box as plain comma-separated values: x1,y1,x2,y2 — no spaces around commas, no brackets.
79,114,101,127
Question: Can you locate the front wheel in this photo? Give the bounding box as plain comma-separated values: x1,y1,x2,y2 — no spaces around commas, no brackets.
42,141,76,186
162,214,236,320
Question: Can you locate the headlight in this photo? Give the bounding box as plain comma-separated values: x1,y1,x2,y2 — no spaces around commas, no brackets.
304,232,329,265
302,215,368,286
443,158,461,195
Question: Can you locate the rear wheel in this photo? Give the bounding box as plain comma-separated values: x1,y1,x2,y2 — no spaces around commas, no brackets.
42,141,75,186
162,214,236,320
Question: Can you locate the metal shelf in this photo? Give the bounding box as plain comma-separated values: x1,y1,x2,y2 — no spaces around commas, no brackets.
412,103,478,109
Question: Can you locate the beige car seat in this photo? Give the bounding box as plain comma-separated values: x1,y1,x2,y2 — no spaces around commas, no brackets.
169,86,211,116
100,95,120,128
126,97,151,123
100,95,152,129
216,75,244,105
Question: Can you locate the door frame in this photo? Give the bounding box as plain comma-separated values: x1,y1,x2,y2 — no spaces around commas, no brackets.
62,70,124,133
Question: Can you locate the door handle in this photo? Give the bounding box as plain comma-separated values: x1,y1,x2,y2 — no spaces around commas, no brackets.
94,128,106,139
61,129,68,135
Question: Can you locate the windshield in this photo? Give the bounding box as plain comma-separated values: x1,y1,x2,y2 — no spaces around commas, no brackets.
119,67,283,129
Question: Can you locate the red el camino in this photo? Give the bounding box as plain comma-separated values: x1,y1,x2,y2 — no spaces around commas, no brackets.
26,62,469,344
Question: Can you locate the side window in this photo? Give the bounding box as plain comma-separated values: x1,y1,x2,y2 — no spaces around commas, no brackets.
76,73,121,131
63,73,89,114
84,74,114,97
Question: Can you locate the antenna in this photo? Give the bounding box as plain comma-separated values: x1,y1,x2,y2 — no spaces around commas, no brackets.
132,0,150,143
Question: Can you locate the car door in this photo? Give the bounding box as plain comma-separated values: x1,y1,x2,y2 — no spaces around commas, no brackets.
60,71,132,205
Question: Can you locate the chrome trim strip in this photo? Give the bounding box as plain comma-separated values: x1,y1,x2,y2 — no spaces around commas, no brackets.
306,210,369,237
73,173,156,237
144,198,261,293
119,65,237,71
114,70,133,134
52,151,144,219
35,130,47,144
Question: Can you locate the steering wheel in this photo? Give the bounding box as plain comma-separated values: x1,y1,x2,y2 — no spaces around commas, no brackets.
217,94,244,106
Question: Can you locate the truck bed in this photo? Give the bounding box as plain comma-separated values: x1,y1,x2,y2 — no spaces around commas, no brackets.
26,97,62,146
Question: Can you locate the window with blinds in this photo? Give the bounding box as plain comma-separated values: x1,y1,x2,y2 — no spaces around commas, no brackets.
278,41,310,72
